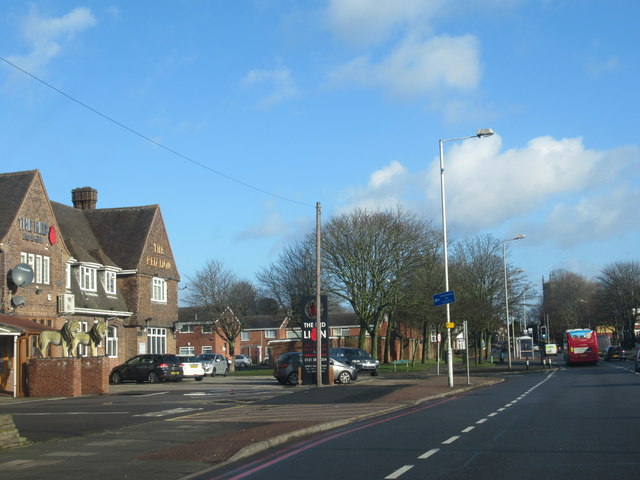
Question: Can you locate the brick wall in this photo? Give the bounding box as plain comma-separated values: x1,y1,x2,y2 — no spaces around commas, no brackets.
28,357,109,397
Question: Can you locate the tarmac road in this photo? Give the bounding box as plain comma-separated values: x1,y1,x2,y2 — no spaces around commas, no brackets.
0,363,546,480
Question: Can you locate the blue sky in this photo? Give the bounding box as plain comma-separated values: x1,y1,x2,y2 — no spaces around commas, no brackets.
2,1,639,305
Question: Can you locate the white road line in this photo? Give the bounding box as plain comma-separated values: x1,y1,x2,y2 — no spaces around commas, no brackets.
442,435,460,444
134,407,203,417
418,448,440,459
385,465,414,479
461,426,475,433
476,418,487,424
488,412,498,417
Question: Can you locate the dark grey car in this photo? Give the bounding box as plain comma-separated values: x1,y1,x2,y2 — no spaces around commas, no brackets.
329,347,380,376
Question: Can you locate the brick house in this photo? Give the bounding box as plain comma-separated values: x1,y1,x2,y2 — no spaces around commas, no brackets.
0,170,180,396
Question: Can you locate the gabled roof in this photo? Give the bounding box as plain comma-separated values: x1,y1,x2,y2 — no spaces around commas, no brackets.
51,202,118,266
83,206,158,270
0,170,37,243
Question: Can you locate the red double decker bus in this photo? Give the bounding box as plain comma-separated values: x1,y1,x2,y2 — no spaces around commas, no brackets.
564,329,599,365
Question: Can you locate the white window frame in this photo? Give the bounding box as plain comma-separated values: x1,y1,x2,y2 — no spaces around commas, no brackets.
106,326,118,358
34,255,42,284
42,256,50,285
202,324,212,334
240,331,249,342
66,262,72,289
180,324,194,333
265,329,276,339
147,327,167,354
20,252,50,285
179,346,195,355
80,265,97,292
152,277,167,303
104,270,117,295
201,346,212,354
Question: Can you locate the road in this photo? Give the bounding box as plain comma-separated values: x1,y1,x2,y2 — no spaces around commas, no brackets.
207,361,640,480
0,376,293,443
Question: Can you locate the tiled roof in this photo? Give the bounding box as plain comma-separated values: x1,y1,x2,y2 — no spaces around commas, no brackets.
0,314,56,333
51,202,118,266
84,206,158,270
0,170,36,242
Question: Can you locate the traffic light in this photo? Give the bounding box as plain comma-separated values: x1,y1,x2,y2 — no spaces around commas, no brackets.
540,325,547,339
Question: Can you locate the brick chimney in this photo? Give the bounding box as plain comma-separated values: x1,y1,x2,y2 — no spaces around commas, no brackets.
72,187,98,210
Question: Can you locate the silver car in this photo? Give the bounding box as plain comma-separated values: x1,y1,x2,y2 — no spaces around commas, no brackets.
196,353,228,377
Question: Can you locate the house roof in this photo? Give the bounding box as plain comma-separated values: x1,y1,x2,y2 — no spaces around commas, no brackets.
242,315,289,330
83,206,158,270
0,314,56,334
0,170,37,243
51,202,119,266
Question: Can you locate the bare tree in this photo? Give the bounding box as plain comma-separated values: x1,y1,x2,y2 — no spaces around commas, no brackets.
322,207,433,358
185,259,246,370
543,269,596,342
256,239,316,318
595,261,640,348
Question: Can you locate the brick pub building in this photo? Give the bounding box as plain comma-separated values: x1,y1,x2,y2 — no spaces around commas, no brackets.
0,170,180,396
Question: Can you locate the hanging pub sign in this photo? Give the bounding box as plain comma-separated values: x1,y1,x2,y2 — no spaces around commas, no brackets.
300,295,329,385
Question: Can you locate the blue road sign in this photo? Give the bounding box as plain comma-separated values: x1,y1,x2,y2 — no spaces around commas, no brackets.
433,290,455,307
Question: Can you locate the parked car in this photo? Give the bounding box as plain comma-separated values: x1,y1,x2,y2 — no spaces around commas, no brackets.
329,347,380,376
176,355,205,380
109,354,183,384
235,354,252,369
273,352,358,385
331,356,358,384
195,353,228,377
604,345,626,361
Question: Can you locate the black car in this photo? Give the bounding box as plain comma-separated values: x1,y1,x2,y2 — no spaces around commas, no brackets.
109,354,183,384
273,352,303,385
603,346,626,361
329,347,380,376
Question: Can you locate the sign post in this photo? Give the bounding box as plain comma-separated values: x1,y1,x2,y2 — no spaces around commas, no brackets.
300,295,328,385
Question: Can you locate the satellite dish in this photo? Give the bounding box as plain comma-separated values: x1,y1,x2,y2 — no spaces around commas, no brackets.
11,263,34,287
11,296,25,307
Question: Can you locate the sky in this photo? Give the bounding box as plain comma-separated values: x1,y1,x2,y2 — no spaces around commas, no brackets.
1,0,639,306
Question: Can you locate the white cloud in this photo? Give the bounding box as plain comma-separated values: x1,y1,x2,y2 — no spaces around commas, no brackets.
326,0,445,47
7,6,96,75
241,66,300,109
328,34,481,98
339,135,640,251
586,55,619,77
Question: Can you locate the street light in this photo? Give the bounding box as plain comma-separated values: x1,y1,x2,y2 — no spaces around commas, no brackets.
503,234,525,370
439,128,495,387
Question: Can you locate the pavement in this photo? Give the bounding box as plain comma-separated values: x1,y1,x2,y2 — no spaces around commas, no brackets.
0,359,554,480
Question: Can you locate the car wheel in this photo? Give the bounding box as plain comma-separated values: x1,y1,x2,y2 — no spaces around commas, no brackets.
148,372,160,384
287,371,299,385
211,368,216,377
337,371,352,384
110,371,122,384
223,368,228,377
371,369,379,376
195,376,204,381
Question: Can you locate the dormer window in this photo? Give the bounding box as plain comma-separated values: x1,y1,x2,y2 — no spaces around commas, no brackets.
79,265,97,292
104,270,117,295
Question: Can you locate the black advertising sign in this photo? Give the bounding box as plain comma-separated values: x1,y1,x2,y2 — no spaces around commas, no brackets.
300,295,329,385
